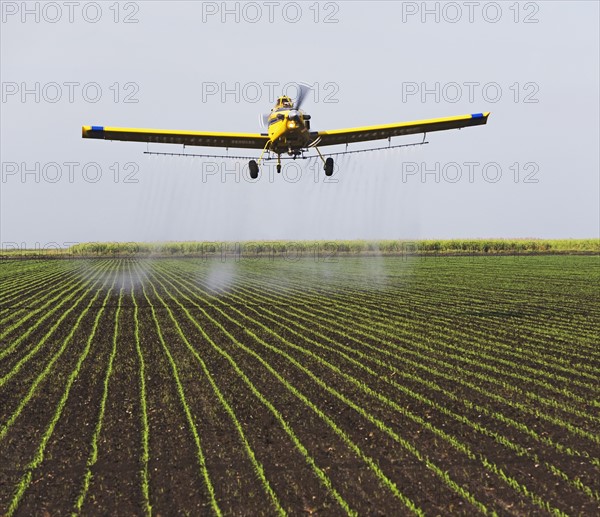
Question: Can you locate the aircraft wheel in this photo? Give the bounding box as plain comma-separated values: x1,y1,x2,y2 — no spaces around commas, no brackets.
277,164,282,174
324,157,334,176
249,160,259,179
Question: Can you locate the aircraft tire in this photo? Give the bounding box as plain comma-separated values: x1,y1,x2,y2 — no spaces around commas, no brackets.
324,157,334,176
249,160,259,179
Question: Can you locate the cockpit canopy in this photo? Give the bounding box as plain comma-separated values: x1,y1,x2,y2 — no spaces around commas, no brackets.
275,96,293,109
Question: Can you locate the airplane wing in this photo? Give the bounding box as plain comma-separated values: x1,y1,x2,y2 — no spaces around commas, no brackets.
81,125,269,149
311,112,490,147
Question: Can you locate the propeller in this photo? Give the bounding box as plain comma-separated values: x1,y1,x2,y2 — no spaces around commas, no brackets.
293,82,311,111
259,113,270,129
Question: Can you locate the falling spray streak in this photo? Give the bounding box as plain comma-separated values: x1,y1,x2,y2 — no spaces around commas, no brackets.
136,143,423,245
139,154,167,241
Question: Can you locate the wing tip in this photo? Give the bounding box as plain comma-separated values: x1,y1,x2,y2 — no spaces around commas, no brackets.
82,125,104,138
470,112,491,126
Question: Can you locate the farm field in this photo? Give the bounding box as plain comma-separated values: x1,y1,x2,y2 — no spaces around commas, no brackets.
0,255,598,516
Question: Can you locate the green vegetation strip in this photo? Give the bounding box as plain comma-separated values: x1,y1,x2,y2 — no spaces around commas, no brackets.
64,239,600,257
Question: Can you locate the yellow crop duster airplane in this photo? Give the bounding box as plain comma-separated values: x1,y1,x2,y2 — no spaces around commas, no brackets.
82,85,489,178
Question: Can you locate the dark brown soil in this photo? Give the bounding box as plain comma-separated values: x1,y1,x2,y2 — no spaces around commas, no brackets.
1,257,599,516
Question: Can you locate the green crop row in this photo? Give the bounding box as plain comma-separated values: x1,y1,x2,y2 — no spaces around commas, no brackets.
130,264,152,517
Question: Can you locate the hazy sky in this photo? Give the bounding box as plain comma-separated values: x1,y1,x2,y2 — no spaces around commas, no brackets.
1,1,598,248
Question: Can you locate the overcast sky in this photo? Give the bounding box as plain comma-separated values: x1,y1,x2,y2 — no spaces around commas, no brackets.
1,0,598,248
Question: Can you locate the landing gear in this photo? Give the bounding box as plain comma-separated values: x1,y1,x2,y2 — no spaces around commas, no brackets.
249,160,259,179
277,154,282,174
324,157,334,176
250,140,271,179
315,146,334,177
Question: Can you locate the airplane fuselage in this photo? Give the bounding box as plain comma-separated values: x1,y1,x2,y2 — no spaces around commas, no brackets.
266,97,312,155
